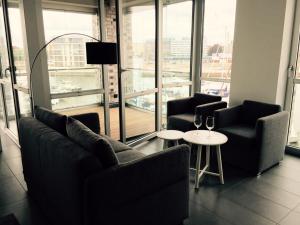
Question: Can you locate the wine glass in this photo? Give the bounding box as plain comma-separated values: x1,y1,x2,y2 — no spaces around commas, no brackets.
194,114,202,130
206,116,215,135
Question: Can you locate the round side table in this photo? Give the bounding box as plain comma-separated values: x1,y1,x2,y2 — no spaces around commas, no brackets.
183,130,228,188
157,130,184,149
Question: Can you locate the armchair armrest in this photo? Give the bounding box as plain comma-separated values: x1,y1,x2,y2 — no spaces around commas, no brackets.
70,113,100,134
167,97,193,117
195,101,227,118
214,105,242,129
255,111,289,172
84,145,190,224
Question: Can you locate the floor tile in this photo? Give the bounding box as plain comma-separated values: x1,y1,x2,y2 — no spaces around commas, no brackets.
260,172,300,196
0,177,27,207
5,157,23,175
279,211,300,225
221,184,290,222
239,178,300,209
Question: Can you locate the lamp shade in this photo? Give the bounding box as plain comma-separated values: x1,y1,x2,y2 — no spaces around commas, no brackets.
86,42,118,64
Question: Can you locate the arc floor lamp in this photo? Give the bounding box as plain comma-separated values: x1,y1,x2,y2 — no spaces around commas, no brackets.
28,32,118,116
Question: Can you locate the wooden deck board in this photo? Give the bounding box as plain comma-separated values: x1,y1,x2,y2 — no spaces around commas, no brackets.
60,106,155,140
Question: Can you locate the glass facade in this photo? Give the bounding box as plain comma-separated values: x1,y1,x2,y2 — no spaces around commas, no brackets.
43,9,103,109
201,0,236,101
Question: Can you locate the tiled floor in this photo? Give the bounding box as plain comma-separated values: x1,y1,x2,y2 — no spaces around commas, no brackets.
1,132,300,225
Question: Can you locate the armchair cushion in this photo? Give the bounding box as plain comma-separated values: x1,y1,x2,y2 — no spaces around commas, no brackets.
242,100,281,127
218,124,256,146
34,106,67,135
66,117,119,169
167,113,194,132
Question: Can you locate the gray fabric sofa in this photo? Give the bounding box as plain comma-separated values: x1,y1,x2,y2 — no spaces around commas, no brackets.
214,100,289,175
19,110,190,225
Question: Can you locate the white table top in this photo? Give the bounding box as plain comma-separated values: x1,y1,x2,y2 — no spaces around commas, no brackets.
183,130,228,146
157,130,184,140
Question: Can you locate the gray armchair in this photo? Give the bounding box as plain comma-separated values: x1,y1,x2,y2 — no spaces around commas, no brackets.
214,100,289,175
167,93,227,132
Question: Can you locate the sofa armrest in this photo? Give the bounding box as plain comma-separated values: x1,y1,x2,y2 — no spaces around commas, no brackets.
84,144,190,224
255,111,289,173
214,105,242,129
70,113,100,134
167,97,193,117
195,101,227,118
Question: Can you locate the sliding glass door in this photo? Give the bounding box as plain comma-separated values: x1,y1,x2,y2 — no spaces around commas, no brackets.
118,0,157,143
0,0,18,136
285,0,300,150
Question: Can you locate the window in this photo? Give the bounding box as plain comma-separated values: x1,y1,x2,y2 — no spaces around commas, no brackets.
43,9,103,108
200,0,236,103
161,0,193,127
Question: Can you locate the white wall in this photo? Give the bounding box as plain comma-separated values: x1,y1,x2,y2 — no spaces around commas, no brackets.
230,0,295,107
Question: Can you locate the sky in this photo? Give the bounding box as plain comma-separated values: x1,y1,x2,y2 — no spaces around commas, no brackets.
130,0,236,45
7,0,236,47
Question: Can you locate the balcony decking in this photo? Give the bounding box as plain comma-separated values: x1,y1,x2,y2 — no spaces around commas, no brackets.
61,105,156,140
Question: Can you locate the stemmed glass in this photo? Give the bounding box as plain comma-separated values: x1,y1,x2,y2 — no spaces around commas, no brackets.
194,114,202,130
206,116,215,136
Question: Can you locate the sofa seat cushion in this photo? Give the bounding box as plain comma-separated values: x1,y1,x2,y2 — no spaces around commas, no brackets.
34,106,67,135
167,113,194,132
102,135,132,153
66,117,119,169
116,150,145,164
218,125,256,146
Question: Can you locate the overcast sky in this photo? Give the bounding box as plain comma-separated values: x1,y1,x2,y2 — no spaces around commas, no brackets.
8,0,236,48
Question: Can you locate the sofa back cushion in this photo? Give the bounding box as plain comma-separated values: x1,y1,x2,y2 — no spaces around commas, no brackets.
34,106,67,135
242,100,281,126
66,117,119,168
193,93,221,108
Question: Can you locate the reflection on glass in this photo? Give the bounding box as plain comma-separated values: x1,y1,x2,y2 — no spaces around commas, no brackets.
288,84,300,148
51,94,103,111
125,94,155,139
0,3,17,135
49,69,102,94
202,0,236,80
122,0,156,99
3,82,18,136
162,86,190,127
123,70,155,95
200,80,230,103
8,5,28,88
162,0,193,83
122,0,155,70
43,9,102,94
18,92,31,117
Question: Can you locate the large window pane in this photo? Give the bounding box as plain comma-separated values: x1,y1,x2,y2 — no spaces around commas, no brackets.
43,9,102,95
202,0,236,80
8,5,28,88
162,0,193,84
122,0,155,98
162,86,190,128
18,91,31,117
123,70,155,95
200,80,230,102
288,83,300,148
125,94,155,139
